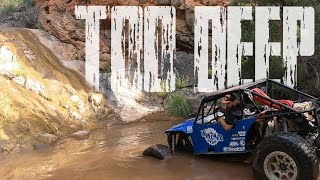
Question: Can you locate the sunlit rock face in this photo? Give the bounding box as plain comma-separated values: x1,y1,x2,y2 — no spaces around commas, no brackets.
36,0,228,72
0,29,112,152
33,0,230,122
0,46,20,78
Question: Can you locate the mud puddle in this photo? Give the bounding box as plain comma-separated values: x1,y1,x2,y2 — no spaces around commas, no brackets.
0,112,254,180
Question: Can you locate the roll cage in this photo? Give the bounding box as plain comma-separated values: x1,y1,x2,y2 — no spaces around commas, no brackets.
194,79,320,137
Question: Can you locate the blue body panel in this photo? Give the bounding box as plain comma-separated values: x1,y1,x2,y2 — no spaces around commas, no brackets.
164,118,194,134
165,117,257,154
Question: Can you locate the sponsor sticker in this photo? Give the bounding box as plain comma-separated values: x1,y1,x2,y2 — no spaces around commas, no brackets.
238,131,246,137
229,141,239,147
187,126,193,133
232,134,239,137
223,147,245,152
201,128,224,146
231,137,245,141
240,140,246,146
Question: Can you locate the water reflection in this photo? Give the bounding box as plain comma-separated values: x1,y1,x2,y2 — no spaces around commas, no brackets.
0,118,255,180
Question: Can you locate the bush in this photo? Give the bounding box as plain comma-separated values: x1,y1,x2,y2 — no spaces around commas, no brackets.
156,80,167,98
168,93,192,116
208,68,212,79
175,73,188,89
1,0,34,14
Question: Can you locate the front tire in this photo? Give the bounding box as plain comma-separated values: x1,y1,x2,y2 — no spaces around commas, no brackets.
252,132,318,180
143,144,171,160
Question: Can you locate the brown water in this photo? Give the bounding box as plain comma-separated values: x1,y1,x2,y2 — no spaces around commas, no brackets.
0,115,254,180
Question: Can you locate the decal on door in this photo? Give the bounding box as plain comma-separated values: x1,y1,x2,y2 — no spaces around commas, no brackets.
201,128,224,146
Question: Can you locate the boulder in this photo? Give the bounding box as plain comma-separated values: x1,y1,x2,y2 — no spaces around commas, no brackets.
184,0,203,32
69,130,90,140
89,93,106,107
25,78,48,98
70,95,86,113
12,76,26,86
38,0,109,66
156,0,171,5
25,78,34,90
200,0,229,6
36,133,57,145
0,46,20,78
176,18,194,51
171,0,185,9
174,51,194,86
69,111,82,121
0,140,8,152
33,81,48,98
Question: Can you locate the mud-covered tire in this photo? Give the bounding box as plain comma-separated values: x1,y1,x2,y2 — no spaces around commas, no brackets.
253,132,318,180
143,144,172,160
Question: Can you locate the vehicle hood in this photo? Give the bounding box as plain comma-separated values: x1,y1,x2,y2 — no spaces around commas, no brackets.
164,118,194,134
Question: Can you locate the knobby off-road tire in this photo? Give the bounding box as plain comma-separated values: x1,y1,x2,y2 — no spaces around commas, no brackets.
253,132,318,180
143,144,172,160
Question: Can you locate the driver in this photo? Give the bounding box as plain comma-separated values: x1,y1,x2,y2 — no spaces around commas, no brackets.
218,94,241,131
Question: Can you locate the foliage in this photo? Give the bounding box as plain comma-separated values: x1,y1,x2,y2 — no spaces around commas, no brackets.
175,72,189,89
208,68,212,79
0,0,34,14
78,19,86,29
231,0,320,95
268,82,299,100
168,93,192,116
71,51,83,61
156,80,167,98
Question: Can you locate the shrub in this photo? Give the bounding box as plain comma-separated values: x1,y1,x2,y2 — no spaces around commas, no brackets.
1,0,34,14
168,93,192,116
175,73,188,89
71,51,83,61
208,68,212,79
156,80,167,98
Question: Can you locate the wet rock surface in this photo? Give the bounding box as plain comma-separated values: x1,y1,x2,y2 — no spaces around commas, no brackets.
0,29,114,153
69,130,90,140
36,133,58,145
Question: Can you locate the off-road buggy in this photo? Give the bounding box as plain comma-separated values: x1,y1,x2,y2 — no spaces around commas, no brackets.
144,79,320,180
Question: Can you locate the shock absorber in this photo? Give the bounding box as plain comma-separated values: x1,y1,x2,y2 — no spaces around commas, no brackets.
172,133,176,154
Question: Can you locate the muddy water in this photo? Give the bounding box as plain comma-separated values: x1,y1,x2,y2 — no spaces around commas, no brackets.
0,114,254,180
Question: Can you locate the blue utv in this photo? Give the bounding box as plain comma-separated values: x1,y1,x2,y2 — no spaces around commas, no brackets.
143,79,320,180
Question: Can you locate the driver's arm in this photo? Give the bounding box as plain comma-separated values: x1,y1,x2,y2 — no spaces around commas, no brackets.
218,117,233,131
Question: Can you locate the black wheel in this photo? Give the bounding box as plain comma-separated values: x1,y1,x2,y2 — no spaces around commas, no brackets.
143,144,172,160
253,132,318,180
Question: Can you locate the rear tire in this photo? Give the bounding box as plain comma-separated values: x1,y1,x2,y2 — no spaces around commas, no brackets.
253,132,318,180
